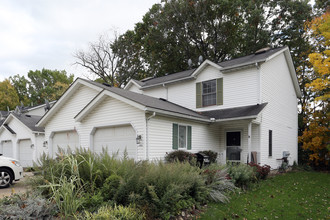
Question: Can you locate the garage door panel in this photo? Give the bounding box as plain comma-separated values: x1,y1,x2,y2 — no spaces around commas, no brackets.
52,131,79,156
19,139,33,167
94,125,137,159
1,141,13,158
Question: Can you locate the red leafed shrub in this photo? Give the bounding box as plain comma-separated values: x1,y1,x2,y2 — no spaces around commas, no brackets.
248,162,271,180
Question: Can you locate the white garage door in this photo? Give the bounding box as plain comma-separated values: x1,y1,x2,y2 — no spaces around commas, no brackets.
52,131,79,156
93,125,136,159
1,141,13,158
19,139,34,167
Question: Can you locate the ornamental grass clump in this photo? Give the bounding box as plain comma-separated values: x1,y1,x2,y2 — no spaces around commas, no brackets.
227,163,256,189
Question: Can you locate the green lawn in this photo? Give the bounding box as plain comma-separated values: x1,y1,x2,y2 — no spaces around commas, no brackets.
200,171,329,219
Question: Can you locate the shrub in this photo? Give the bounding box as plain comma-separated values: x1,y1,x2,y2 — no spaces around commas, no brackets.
202,164,236,203
101,174,122,201
164,150,195,163
0,192,58,218
248,163,271,180
227,163,256,189
198,150,218,163
83,204,145,220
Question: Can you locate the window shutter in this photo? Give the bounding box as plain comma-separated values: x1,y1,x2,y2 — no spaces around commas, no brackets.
187,126,192,150
172,124,178,150
196,82,202,108
216,78,223,105
269,130,272,156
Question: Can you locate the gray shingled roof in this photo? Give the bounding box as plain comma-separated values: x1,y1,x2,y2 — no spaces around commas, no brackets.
201,103,268,120
12,113,44,132
133,47,286,88
80,79,208,120
218,47,284,69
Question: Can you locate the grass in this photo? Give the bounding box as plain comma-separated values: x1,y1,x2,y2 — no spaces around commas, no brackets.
200,171,329,219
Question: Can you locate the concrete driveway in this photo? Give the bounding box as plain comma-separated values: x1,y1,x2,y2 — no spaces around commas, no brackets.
0,172,33,199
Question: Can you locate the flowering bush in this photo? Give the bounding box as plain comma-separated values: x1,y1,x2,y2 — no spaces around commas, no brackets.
248,162,271,180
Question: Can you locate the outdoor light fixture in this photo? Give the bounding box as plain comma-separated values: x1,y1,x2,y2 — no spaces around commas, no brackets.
43,141,48,148
136,135,142,144
30,144,35,149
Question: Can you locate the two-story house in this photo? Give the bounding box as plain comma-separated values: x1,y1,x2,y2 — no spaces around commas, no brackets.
37,46,300,168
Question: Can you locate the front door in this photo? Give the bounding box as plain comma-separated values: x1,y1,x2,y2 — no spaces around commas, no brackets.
226,131,241,162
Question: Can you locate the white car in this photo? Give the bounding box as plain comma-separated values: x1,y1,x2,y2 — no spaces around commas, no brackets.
0,154,24,188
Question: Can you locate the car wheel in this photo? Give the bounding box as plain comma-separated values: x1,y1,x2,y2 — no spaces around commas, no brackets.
0,168,13,189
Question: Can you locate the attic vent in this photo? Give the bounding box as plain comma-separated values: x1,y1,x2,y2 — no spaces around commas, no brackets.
159,98,167,102
102,83,111,87
255,47,271,55
141,77,153,82
25,115,31,117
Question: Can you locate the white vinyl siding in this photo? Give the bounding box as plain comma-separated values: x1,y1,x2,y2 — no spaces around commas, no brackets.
78,96,146,160
141,65,259,111
44,85,99,144
260,53,298,168
148,115,219,160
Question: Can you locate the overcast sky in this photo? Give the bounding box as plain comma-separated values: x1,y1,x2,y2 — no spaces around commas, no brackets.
0,0,160,81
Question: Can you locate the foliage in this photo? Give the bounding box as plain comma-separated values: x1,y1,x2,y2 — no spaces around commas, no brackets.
36,149,233,219
10,68,74,106
299,11,330,169
40,154,85,217
164,150,195,163
0,192,57,219
83,204,145,220
200,171,330,219
248,163,271,180
202,164,236,203
227,163,256,189
0,79,20,111
198,150,218,163
109,0,311,82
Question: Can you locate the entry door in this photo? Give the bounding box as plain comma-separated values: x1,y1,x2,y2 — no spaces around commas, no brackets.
226,131,241,161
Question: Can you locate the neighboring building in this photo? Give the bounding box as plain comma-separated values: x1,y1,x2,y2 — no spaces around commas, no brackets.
0,102,55,166
37,46,300,168
0,113,45,167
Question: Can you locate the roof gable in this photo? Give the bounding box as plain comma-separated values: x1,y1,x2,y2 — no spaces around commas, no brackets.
1,113,44,133
37,78,103,127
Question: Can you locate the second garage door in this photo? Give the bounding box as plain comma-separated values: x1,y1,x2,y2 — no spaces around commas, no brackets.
1,141,13,158
52,131,79,156
93,125,136,159
19,139,34,167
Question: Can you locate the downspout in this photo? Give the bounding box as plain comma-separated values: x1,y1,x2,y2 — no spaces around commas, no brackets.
146,112,156,160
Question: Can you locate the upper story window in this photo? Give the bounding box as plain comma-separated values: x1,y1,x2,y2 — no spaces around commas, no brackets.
202,80,216,106
196,78,223,108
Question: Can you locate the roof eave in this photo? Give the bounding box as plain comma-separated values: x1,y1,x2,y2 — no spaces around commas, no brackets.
214,115,258,122
145,107,210,123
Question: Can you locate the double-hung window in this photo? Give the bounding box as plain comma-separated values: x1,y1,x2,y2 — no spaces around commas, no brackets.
202,80,216,106
172,124,192,150
196,78,223,108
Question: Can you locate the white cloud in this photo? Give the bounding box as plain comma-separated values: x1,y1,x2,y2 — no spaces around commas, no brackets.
0,0,159,80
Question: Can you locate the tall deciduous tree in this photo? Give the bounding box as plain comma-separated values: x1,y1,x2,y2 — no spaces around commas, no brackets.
0,79,20,111
299,11,329,168
10,69,74,106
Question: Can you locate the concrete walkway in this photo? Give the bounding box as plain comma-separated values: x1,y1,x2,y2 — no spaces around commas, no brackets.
0,172,33,199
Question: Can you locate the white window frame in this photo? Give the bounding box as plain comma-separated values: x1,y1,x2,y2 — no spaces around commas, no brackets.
178,124,188,149
202,79,217,107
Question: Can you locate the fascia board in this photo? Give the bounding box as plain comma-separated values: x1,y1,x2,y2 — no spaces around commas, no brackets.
283,49,302,98
145,107,210,123
37,78,103,127
124,80,142,90
215,115,258,122
191,59,222,77
141,76,194,90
